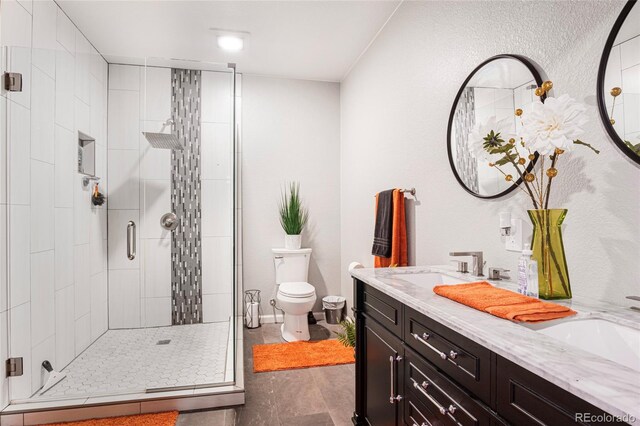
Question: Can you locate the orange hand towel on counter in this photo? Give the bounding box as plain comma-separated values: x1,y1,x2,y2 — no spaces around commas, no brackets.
373,189,407,268
433,282,576,323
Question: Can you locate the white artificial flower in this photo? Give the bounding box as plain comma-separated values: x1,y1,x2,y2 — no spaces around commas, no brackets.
467,116,514,161
518,94,588,156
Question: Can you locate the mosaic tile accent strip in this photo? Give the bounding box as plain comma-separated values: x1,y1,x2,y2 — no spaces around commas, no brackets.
171,69,203,325
34,322,231,399
453,87,479,192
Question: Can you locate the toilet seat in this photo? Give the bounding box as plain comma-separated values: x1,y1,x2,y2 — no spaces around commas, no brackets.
278,282,315,298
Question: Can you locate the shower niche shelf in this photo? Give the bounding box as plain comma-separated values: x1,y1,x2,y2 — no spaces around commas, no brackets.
78,131,96,177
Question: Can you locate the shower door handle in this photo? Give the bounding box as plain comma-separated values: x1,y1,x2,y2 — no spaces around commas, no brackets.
127,221,136,260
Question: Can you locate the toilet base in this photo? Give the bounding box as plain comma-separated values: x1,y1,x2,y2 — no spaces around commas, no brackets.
281,314,311,342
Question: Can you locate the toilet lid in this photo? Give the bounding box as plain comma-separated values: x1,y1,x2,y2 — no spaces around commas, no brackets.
278,282,315,298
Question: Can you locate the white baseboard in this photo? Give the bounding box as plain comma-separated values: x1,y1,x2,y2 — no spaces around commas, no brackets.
252,311,325,325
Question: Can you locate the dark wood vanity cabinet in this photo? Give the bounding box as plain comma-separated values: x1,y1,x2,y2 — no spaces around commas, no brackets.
353,279,627,426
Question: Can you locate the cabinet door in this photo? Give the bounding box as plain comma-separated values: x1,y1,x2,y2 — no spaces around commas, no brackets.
363,315,404,426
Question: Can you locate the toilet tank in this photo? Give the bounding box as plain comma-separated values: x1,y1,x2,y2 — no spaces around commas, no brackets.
272,248,312,284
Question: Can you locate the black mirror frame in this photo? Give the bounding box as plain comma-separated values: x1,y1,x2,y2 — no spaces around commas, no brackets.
447,54,546,199
596,0,640,165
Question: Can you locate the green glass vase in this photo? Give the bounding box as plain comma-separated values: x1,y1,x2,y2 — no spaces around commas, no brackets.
527,209,572,300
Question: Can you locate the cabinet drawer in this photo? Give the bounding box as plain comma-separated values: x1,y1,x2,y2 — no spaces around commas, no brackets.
496,356,628,426
359,281,403,336
402,392,439,426
404,306,492,405
404,347,493,426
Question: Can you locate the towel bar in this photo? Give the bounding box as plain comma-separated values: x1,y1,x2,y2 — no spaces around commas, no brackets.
374,188,416,197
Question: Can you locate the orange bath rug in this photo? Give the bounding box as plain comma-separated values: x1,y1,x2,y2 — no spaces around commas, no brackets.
253,339,355,373
44,411,179,426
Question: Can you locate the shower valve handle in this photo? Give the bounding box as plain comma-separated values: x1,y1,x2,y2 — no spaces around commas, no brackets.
160,212,179,231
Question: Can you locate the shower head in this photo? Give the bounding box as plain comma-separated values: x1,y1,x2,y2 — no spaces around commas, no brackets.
142,119,183,150
142,132,183,150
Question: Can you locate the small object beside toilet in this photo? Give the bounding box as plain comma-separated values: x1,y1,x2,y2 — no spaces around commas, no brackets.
307,311,317,325
323,296,346,324
244,289,262,329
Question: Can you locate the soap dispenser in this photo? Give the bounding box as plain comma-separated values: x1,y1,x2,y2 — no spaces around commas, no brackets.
518,244,539,298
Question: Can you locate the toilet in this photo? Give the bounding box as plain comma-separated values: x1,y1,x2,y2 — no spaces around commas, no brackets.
273,248,317,342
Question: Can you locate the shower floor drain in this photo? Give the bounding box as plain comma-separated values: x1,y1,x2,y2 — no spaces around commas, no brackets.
157,339,171,345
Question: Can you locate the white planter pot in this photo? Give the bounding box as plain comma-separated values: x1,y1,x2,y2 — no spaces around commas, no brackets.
284,234,302,250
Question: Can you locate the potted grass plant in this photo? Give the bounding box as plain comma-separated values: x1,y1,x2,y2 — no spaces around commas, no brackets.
278,182,308,250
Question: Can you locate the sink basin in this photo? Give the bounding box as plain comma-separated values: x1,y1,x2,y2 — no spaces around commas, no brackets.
390,272,470,289
525,318,640,372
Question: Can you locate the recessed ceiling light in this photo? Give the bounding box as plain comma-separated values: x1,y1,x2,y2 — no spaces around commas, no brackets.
217,35,244,52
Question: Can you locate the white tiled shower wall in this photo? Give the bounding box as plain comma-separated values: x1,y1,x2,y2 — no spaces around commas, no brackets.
107,65,237,328
0,0,109,404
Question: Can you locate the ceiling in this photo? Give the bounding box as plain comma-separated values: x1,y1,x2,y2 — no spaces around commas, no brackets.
57,0,401,82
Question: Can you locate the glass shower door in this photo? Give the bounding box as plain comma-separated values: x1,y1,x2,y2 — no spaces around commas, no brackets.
102,59,238,394
0,0,240,406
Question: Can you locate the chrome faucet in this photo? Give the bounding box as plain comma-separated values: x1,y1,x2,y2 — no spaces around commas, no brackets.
488,267,510,280
626,296,640,312
449,251,484,276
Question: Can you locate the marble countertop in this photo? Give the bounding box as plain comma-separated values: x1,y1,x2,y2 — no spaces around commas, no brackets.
351,266,640,424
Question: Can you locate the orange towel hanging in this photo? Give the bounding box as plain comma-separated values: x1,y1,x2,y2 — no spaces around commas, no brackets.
374,189,408,268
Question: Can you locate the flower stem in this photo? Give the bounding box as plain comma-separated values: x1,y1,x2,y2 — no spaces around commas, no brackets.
539,155,545,207
543,154,559,209
494,164,537,205
505,153,539,209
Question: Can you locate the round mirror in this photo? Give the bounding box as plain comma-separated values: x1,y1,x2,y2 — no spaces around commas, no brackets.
597,0,640,164
447,55,545,198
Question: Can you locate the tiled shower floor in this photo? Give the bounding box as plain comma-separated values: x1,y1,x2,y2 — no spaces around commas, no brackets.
33,322,231,399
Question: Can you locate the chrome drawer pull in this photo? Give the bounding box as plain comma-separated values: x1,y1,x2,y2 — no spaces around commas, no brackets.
449,350,458,359
411,332,448,360
389,355,403,404
412,379,461,421
412,380,447,415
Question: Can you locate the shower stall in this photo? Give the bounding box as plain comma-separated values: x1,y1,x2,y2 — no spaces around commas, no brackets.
0,24,243,419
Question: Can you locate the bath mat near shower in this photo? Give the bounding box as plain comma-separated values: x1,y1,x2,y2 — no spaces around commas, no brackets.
45,410,178,426
253,339,354,372
433,281,577,322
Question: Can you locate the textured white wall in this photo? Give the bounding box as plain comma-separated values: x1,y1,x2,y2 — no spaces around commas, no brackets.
242,75,341,314
340,0,639,308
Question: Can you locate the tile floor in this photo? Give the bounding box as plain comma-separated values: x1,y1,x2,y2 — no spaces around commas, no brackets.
35,322,231,399
177,320,355,426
